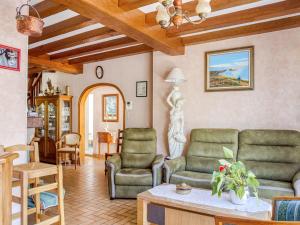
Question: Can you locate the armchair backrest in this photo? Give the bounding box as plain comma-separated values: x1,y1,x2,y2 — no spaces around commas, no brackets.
186,129,239,173
121,128,156,169
238,130,300,182
63,133,81,147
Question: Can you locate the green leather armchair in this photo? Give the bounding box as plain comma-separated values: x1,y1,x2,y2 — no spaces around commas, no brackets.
106,128,164,199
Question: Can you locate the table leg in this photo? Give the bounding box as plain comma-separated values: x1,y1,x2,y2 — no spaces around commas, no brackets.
98,142,101,158
137,198,150,225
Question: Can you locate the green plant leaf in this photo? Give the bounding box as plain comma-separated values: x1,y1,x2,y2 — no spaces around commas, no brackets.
218,159,230,166
236,187,245,199
223,147,234,159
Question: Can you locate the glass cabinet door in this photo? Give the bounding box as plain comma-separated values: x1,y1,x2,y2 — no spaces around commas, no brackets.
37,103,45,137
61,100,71,136
48,102,57,141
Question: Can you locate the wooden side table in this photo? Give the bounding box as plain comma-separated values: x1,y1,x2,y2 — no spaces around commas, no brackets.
97,132,113,158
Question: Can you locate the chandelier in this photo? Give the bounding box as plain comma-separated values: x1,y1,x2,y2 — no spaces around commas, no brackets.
156,0,211,29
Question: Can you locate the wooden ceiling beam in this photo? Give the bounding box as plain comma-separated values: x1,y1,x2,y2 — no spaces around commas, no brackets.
167,0,300,37
30,1,67,18
50,37,138,60
68,44,152,64
51,0,184,55
29,56,83,74
183,15,300,45
29,15,97,44
118,0,156,11
29,27,119,56
145,0,260,26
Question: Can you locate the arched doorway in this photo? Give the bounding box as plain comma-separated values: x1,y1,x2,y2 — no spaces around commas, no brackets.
78,83,126,163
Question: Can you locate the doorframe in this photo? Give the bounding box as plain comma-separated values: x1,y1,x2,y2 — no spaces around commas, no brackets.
78,83,126,162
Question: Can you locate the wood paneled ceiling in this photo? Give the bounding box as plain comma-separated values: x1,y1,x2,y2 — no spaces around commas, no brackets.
28,0,300,75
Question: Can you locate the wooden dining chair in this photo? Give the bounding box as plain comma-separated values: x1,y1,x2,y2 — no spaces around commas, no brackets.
56,132,81,170
0,152,18,225
4,144,65,225
215,216,299,225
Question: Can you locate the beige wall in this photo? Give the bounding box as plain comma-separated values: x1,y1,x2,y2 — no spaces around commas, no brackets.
87,87,124,155
0,0,28,164
42,52,153,132
153,28,300,155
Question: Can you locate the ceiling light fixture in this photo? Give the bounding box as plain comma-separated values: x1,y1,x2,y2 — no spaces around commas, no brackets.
156,0,211,29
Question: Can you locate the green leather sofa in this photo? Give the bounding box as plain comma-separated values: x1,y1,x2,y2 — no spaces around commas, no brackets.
165,129,300,199
106,128,164,199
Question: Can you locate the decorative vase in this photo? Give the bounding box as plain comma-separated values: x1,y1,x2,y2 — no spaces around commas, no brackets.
229,190,248,205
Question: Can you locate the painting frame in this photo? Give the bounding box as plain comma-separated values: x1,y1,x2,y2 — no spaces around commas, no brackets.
102,94,119,122
136,81,148,97
0,44,21,71
205,46,254,92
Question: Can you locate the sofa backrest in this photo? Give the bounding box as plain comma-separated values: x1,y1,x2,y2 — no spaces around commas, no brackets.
121,128,156,169
238,130,300,182
186,129,239,173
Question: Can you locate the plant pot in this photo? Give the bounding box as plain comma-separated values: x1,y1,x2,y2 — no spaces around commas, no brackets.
229,190,248,205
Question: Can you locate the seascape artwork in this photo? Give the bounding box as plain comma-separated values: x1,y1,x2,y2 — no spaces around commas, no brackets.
206,47,254,91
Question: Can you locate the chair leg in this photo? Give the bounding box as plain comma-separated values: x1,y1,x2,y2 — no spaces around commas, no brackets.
57,165,65,225
34,177,41,223
20,172,28,225
74,152,77,170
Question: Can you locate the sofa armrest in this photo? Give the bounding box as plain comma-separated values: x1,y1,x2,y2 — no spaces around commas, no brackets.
164,156,186,183
105,154,121,199
152,155,164,186
293,171,300,196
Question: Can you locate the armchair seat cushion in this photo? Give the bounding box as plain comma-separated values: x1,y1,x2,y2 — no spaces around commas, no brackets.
115,168,152,186
257,179,294,199
170,171,212,189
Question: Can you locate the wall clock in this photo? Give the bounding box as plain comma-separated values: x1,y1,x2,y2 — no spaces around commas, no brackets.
96,66,104,79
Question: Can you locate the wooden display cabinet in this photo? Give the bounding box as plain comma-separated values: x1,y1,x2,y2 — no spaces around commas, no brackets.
35,95,73,164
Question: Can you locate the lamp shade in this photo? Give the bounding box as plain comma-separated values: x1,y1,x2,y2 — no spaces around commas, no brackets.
165,67,186,85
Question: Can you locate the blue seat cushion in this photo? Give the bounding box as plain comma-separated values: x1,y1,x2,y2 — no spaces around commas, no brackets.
28,192,59,210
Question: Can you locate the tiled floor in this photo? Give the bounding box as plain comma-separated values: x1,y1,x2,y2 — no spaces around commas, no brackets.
51,157,137,225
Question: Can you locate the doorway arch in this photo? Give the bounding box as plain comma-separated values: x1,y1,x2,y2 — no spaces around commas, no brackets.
78,83,126,162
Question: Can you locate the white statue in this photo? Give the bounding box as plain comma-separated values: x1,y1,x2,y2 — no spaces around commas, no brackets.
167,86,187,159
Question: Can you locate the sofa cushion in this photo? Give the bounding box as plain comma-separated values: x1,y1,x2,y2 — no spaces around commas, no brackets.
121,128,156,169
115,168,152,186
238,130,300,182
186,129,239,173
256,179,294,199
170,171,212,189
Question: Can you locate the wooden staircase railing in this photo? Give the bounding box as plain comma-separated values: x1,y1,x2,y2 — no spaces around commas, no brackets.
28,72,42,108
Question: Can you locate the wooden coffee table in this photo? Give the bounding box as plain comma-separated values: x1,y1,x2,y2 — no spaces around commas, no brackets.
137,184,272,225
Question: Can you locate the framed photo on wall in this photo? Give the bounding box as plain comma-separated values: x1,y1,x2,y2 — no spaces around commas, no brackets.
205,46,254,92
102,94,119,122
0,44,21,71
136,81,147,97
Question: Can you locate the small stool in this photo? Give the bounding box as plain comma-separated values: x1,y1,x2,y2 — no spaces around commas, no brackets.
12,163,65,225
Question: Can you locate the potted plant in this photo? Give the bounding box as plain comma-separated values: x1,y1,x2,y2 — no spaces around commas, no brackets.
211,147,260,205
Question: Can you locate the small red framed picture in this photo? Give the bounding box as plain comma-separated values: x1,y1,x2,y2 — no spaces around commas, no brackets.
0,44,21,71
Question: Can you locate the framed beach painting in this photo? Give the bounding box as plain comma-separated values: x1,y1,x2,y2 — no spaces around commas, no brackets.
0,44,21,71
205,46,254,91
102,94,119,122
